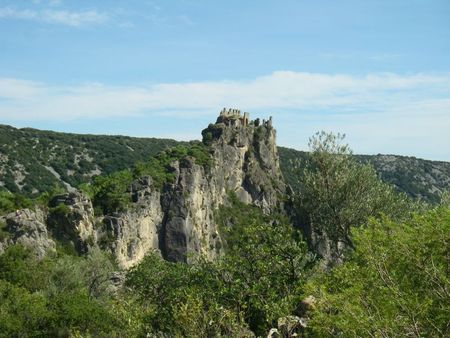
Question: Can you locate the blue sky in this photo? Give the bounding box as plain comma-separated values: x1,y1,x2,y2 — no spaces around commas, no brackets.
0,0,449,160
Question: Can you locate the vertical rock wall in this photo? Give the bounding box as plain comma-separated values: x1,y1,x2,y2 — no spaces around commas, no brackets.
108,111,286,267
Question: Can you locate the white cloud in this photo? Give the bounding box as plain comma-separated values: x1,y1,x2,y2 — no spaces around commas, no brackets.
0,71,449,120
0,71,449,160
0,78,45,100
0,6,108,26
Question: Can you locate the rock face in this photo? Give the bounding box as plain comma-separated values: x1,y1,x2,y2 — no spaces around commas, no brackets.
0,209,55,258
102,177,163,268
0,110,286,269
47,191,97,254
106,109,286,267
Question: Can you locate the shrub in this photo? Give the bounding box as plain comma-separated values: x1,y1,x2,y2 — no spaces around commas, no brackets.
304,206,450,337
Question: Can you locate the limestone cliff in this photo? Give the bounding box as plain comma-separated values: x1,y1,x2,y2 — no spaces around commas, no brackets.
0,109,286,269
0,208,55,259
102,109,286,267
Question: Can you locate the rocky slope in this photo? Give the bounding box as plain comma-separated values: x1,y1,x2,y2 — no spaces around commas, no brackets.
0,124,180,195
1,110,286,268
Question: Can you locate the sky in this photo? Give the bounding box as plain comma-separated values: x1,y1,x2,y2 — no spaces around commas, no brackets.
0,0,449,161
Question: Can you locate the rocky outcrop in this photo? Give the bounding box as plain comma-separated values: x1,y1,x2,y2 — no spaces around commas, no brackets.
106,109,286,266
0,110,287,269
102,177,163,268
0,208,55,258
47,191,97,254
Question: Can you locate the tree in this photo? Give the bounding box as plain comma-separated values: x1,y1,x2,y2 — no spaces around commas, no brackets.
294,131,416,264
126,252,247,337
216,194,315,335
304,205,450,337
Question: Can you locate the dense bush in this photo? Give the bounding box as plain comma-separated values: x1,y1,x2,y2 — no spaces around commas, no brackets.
304,205,450,337
0,245,134,337
0,190,33,215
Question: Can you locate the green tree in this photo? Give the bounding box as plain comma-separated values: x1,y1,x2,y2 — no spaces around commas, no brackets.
216,195,315,335
91,170,134,214
305,205,450,337
0,280,51,337
295,131,416,263
126,252,246,337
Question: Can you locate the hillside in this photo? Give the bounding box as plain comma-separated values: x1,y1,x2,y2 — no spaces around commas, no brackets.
0,124,181,195
278,147,450,203
1,124,449,203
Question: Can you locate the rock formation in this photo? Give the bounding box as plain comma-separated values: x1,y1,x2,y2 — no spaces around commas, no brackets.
0,208,55,259
0,109,286,269
47,191,97,254
104,109,286,267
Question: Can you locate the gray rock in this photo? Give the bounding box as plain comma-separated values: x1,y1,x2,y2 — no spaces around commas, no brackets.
100,110,287,267
47,191,97,254
267,328,281,338
277,315,306,337
1,208,55,259
0,111,288,269
102,189,163,268
106,271,126,295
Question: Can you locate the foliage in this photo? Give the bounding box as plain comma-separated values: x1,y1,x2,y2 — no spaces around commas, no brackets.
89,170,134,214
33,183,67,207
294,131,418,257
126,195,314,336
126,252,246,337
304,206,450,337
0,184,67,217
201,123,223,145
0,190,33,215
49,203,71,217
83,142,213,215
0,124,181,197
217,194,316,335
0,221,9,241
278,145,450,205
0,244,138,337
0,280,51,337
0,245,51,291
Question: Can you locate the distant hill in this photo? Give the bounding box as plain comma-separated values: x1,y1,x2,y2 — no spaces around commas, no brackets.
278,147,450,204
1,124,449,203
0,124,181,195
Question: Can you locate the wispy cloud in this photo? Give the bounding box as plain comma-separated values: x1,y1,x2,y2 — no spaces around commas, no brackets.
0,71,449,120
31,0,62,6
0,71,449,159
0,6,108,27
